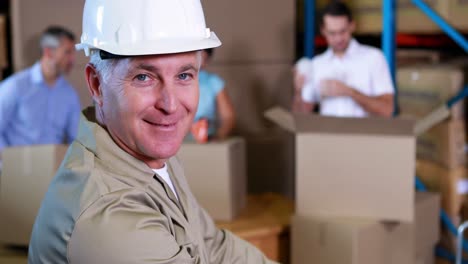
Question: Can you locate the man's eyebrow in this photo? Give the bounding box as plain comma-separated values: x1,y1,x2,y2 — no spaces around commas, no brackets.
179,64,198,72
134,63,158,73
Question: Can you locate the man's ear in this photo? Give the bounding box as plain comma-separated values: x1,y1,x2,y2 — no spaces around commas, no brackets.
85,63,103,106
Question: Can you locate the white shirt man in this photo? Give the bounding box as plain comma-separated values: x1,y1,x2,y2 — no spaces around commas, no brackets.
294,1,394,117
299,39,394,117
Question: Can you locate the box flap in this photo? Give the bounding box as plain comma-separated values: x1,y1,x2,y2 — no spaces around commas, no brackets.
265,107,415,136
264,107,296,132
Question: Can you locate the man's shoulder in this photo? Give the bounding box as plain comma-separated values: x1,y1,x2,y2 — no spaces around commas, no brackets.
355,43,385,60
0,67,33,89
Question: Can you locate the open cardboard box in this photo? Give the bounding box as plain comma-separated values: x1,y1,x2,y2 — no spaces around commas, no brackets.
265,107,416,221
177,137,246,221
0,144,68,245
291,192,440,264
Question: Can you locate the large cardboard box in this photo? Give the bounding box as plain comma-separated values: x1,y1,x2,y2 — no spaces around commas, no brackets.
448,0,468,30
0,144,68,245
416,159,467,217
0,14,7,70
397,65,465,120
216,193,293,263
266,107,416,222
177,137,246,221
291,192,440,264
417,120,466,169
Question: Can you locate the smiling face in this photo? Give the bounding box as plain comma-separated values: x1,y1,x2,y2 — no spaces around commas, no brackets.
89,51,201,168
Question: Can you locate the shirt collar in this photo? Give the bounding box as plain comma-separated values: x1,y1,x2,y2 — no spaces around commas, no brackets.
31,61,65,86
31,62,44,84
76,107,156,186
324,38,360,60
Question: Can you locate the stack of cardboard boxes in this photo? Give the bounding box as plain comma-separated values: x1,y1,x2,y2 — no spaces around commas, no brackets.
265,108,441,264
398,65,467,252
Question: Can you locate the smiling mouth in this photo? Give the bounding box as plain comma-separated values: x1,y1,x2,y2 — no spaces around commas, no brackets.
143,119,177,129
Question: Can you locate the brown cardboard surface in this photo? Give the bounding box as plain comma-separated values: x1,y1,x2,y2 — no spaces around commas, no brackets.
417,120,466,169
291,192,439,264
10,0,92,108
397,65,465,120
246,132,295,199
266,108,416,222
448,0,468,30
177,137,246,221
202,0,295,63
0,14,7,69
0,144,68,245
416,159,467,217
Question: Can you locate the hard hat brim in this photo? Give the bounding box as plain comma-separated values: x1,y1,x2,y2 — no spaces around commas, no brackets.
76,33,222,57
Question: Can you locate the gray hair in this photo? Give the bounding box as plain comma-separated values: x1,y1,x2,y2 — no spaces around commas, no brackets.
89,50,120,83
39,26,75,50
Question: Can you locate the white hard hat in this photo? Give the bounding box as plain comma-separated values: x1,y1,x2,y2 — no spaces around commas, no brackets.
76,0,221,57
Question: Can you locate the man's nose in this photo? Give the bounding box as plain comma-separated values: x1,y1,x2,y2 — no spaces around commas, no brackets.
154,84,177,114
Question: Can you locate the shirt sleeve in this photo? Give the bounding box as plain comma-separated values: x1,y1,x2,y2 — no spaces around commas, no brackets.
371,52,395,96
197,205,279,264
68,192,198,264
300,59,319,103
66,92,81,143
0,78,19,152
210,74,225,95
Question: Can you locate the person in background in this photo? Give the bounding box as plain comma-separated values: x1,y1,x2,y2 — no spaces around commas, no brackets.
192,48,235,142
293,1,394,118
28,0,277,263
0,26,81,166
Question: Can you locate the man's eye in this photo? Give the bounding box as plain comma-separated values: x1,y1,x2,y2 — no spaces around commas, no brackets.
179,73,190,80
135,74,149,81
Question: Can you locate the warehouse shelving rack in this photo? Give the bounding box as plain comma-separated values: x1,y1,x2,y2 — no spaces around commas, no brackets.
303,0,468,263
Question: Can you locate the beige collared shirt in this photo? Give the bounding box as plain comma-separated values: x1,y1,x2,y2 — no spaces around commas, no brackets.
28,107,277,264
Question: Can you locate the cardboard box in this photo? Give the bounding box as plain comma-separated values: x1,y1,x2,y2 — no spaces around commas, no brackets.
417,120,466,169
416,159,467,217
217,193,293,263
416,247,436,264
266,107,416,222
448,0,468,30
291,192,440,264
177,137,246,221
0,14,7,69
0,144,68,245
397,65,465,120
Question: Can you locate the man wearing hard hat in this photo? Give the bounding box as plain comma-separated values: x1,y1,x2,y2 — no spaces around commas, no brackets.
28,1,277,263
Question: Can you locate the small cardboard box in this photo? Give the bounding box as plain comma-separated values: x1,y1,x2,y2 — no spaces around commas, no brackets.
265,107,415,222
416,159,467,217
0,144,68,245
177,137,246,221
417,120,466,169
291,192,440,264
397,65,465,120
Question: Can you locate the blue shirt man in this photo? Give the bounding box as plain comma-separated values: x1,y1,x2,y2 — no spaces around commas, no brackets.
0,26,81,157
0,62,80,152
